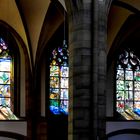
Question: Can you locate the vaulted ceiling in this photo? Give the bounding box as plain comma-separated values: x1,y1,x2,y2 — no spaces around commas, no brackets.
0,0,65,64
108,0,140,52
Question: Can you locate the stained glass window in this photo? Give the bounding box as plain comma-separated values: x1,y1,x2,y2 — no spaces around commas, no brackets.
49,40,69,115
0,37,18,120
116,48,140,120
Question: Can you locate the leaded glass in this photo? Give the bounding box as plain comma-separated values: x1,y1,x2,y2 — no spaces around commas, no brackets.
60,89,68,99
116,48,140,120
50,66,59,76
0,37,18,120
49,40,69,115
117,69,124,80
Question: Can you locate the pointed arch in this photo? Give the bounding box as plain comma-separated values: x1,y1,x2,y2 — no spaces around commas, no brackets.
0,20,32,119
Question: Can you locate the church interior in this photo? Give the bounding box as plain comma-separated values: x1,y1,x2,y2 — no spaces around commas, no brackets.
0,0,140,140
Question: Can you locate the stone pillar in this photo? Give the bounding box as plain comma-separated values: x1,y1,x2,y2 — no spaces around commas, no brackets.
93,0,107,139
65,0,93,140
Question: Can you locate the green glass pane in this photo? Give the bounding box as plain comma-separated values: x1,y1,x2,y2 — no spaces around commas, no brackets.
0,72,10,84
116,91,124,100
116,80,124,90
50,66,59,76
135,71,140,81
50,100,59,107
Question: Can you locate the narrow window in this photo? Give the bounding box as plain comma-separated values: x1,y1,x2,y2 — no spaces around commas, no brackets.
116,48,140,120
49,40,69,115
0,37,18,120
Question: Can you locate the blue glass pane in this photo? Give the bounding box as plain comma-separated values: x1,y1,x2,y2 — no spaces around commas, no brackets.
60,66,69,77
60,100,68,115
134,108,140,116
0,85,11,97
50,100,60,115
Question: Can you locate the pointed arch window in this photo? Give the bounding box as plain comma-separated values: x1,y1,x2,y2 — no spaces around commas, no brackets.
49,40,69,115
0,37,18,120
116,48,140,120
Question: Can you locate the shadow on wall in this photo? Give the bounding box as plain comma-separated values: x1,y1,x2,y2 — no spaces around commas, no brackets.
107,129,140,140
108,134,140,140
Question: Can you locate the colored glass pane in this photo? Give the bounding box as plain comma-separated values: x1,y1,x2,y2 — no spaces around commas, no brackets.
50,100,60,115
50,88,59,99
0,85,10,97
116,49,140,120
117,69,124,80
50,66,59,76
60,78,68,88
134,71,140,81
49,40,69,115
116,91,124,100
134,81,140,90
0,72,10,84
116,80,124,90
116,101,124,113
50,77,59,88
60,89,68,99
0,59,11,71
60,66,69,77
125,81,133,90
125,70,133,80
135,91,140,100
60,100,68,115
